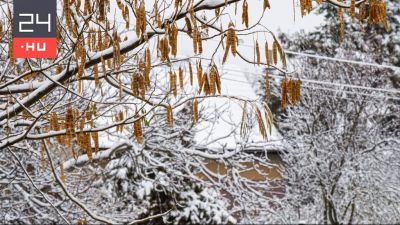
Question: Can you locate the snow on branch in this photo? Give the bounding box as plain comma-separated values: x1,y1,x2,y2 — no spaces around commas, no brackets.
63,141,133,171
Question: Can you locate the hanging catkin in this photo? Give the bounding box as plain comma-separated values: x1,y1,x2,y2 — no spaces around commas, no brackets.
192,99,199,123
40,141,46,168
255,40,260,65
185,17,193,35
201,72,210,95
223,22,237,64
65,106,75,147
230,24,237,56
144,48,151,89
192,27,198,54
166,105,173,128
350,0,356,18
170,71,177,97
255,107,267,140
134,116,144,144
276,40,287,67
189,61,194,86
263,0,270,10
197,60,203,90
179,67,184,89
135,2,146,38
84,0,91,16
169,23,178,57
118,111,124,132
265,41,271,66
93,64,100,88
242,0,249,28
209,69,216,95
272,40,278,65
209,65,221,95
215,66,221,94
197,31,203,54
281,76,288,109
50,112,60,131
98,0,105,21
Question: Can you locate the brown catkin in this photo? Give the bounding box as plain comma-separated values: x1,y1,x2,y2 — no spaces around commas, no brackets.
281,76,288,109
296,79,302,104
166,105,173,128
213,65,221,94
159,37,170,62
50,112,60,131
65,106,75,147
255,40,260,65
272,40,278,65
135,2,146,38
170,71,177,97
98,0,105,21
338,6,345,40
197,60,203,90
197,31,203,54
84,0,91,16
276,41,287,67
93,64,100,88
242,0,249,28
192,99,199,123
185,17,193,35
264,0,270,10
192,28,198,54
179,67,184,89
223,23,237,64
265,41,271,66
209,69,216,95
175,0,182,9
201,72,210,95
86,111,93,128
350,0,356,18
170,23,178,57
189,61,194,86
255,107,267,139
229,23,237,56
118,111,124,132
209,65,221,95
40,141,46,168
134,116,144,144
144,48,151,89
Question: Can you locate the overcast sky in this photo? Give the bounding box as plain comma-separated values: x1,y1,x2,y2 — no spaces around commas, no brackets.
252,0,324,33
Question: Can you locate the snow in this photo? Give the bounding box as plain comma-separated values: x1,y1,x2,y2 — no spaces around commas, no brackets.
136,180,154,200
193,65,284,152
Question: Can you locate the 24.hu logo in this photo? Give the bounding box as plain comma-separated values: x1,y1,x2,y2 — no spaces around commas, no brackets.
13,0,57,58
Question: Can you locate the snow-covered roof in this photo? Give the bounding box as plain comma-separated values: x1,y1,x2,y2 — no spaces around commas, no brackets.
194,65,284,152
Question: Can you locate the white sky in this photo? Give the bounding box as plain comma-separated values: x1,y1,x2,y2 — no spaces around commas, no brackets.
263,0,323,33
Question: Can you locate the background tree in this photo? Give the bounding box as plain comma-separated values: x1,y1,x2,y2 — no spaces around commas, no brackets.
255,0,400,223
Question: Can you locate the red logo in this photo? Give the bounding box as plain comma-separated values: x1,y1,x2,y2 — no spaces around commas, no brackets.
13,1,57,58
14,38,57,58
